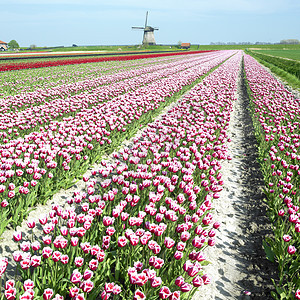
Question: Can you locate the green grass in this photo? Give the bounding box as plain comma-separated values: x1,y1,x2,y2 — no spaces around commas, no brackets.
18,45,183,53
247,44,300,50
253,50,300,61
12,43,300,53
189,44,300,51
50,45,161,52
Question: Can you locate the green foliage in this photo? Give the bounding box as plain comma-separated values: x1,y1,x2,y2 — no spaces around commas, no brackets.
280,39,300,45
246,50,300,79
263,239,275,263
254,50,300,61
8,39,19,49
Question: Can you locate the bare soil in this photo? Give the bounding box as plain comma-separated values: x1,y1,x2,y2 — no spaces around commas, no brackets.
193,59,278,299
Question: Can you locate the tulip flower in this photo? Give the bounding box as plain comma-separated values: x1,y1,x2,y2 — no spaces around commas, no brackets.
133,289,146,300
5,287,16,300
13,231,22,242
159,286,172,299
43,289,54,300
287,245,296,255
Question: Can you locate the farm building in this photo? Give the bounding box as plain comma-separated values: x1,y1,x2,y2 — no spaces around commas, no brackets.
181,43,191,49
0,40,8,51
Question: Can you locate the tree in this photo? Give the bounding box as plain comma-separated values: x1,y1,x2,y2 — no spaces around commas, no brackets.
177,40,182,49
280,39,300,44
8,40,19,49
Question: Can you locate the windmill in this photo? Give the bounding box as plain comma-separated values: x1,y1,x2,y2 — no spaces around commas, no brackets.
132,11,159,45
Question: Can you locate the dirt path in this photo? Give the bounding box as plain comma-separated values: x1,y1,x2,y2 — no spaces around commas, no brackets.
193,59,278,299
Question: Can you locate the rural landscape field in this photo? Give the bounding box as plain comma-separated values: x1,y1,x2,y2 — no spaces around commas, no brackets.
1,0,300,299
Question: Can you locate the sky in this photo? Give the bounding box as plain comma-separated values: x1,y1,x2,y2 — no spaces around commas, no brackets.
1,0,300,47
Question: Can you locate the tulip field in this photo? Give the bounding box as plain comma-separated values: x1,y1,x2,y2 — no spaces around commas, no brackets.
244,54,300,299
0,49,299,299
0,51,211,72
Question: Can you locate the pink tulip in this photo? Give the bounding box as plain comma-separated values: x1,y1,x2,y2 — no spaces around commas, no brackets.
69,287,80,298
133,289,146,300
43,289,54,300
175,276,185,287
287,245,296,255
193,275,204,287
13,231,22,242
151,276,162,288
159,286,172,299
71,270,82,284
5,287,16,300
23,279,34,291
180,282,192,292
202,274,212,285
82,279,94,293
169,291,181,300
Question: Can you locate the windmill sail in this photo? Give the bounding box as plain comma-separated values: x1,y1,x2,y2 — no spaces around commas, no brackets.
144,11,148,28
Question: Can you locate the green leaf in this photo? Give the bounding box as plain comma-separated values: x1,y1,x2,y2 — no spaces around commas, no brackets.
35,278,42,290
115,257,120,281
271,291,279,300
279,291,287,300
43,272,46,286
263,240,275,262
88,283,103,299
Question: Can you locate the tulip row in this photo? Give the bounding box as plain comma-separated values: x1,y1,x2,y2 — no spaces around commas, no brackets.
0,54,206,114
0,51,214,72
0,50,184,62
0,50,242,299
0,51,235,235
0,56,180,97
0,52,224,141
243,54,300,299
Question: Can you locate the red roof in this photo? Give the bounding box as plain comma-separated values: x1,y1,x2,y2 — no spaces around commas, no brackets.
0,40,7,44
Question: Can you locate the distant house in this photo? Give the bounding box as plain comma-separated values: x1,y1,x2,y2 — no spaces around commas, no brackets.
181,43,191,49
0,40,8,51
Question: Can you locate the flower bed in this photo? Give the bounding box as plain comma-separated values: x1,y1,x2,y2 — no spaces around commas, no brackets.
0,56,176,97
0,51,214,72
0,52,223,138
0,54,213,113
244,54,300,299
0,51,234,235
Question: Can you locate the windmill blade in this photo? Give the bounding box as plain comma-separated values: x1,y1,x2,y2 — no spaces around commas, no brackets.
145,11,148,28
132,27,145,30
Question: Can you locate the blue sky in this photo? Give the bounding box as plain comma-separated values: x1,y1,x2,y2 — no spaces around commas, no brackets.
1,0,300,47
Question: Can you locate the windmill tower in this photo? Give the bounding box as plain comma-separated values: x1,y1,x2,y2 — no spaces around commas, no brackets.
132,11,159,45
